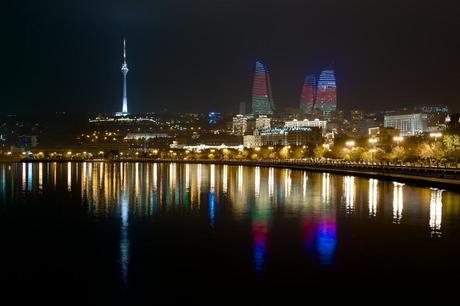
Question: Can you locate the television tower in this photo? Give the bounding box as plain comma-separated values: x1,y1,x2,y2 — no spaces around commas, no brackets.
121,38,129,114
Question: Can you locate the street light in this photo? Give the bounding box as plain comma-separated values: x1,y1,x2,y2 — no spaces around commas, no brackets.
368,138,378,145
345,140,355,148
430,132,442,142
393,136,404,146
368,138,378,162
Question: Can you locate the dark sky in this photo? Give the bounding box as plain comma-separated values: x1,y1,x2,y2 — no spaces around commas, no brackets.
2,0,460,114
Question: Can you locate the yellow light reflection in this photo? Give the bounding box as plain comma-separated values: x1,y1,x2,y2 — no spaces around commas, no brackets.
344,176,355,213
393,182,404,224
82,162,87,197
284,169,291,198
255,167,260,197
268,168,274,198
238,165,243,193
67,162,72,192
153,163,157,192
302,172,308,197
429,188,443,237
222,165,228,194
322,173,330,204
197,164,202,206
38,162,43,190
185,163,190,190
22,162,26,191
210,164,215,192
169,163,176,191
368,179,378,217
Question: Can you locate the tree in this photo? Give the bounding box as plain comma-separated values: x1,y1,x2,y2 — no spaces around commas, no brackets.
313,145,327,159
278,146,290,159
389,146,406,162
417,142,434,160
443,134,460,161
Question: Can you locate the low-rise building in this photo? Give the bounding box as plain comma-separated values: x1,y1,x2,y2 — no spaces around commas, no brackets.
284,119,327,135
259,127,322,146
255,115,271,130
384,113,428,136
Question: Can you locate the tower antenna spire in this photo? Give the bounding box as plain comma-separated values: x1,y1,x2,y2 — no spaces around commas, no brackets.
123,38,127,63
120,38,129,114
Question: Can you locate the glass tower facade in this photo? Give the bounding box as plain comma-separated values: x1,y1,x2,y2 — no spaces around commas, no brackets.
300,74,317,115
252,61,275,115
316,69,337,121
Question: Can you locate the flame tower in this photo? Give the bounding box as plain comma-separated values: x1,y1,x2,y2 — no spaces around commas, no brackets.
252,61,275,116
316,69,337,121
300,74,317,115
121,38,129,114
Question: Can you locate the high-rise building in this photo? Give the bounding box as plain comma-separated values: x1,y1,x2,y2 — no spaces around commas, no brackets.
232,114,248,135
252,61,275,115
315,69,337,121
239,102,246,115
299,74,316,115
121,39,129,115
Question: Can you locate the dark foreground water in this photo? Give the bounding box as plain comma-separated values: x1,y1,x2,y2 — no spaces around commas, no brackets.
1,162,460,302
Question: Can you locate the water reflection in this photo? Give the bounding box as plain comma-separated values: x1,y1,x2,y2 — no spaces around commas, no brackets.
67,162,72,192
268,167,274,198
368,179,378,217
21,162,26,191
4,162,460,281
38,163,43,191
254,167,260,197
120,192,129,287
393,182,404,224
344,176,355,214
222,165,228,194
429,188,443,237
1,165,6,203
209,164,216,228
322,173,330,204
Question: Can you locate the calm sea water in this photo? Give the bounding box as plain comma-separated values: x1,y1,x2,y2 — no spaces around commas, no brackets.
1,162,460,302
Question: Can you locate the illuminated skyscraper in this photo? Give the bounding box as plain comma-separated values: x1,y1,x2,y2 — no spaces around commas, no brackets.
121,39,129,115
252,61,275,115
299,74,316,115
316,69,337,121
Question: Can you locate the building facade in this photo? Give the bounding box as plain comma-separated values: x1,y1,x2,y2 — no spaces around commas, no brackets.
255,115,271,130
415,105,449,128
232,114,248,135
259,127,322,146
252,61,275,115
315,69,337,121
384,113,428,136
299,74,316,115
284,118,327,135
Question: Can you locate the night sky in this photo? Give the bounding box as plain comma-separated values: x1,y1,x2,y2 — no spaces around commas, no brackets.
2,0,460,114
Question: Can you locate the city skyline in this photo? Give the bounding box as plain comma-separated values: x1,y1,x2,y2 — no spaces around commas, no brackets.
2,1,460,114
2,2,460,300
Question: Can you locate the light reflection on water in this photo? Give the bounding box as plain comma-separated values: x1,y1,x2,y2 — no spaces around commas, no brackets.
2,162,460,286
